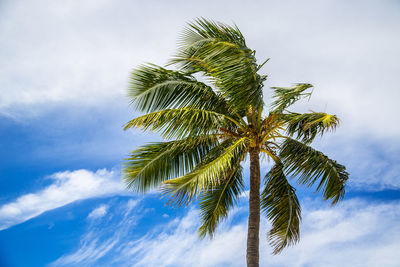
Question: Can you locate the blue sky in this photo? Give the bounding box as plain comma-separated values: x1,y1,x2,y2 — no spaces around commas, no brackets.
1,0,400,266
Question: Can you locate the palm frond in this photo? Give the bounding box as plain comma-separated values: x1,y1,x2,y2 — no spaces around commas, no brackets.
261,161,301,254
122,18,348,258
169,18,263,111
161,138,246,206
128,64,233,113
282,112,340,143
123,135,219,192
270,84,313,113
198,162,244,238
182,18,247,48
124,107,243,139
279,138,348,204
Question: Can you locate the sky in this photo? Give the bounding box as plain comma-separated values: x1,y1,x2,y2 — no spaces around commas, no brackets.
0,0,400,266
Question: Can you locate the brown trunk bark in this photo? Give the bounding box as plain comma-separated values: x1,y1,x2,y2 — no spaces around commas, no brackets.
246,147,261,267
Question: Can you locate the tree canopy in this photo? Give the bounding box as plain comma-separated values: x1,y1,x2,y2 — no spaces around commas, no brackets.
123,18,348,265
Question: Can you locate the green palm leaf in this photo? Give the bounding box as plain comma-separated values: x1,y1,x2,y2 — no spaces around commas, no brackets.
124,107,244,139
279,138,348,204
162,138,246,206
261,161,301,254
129,64,233,113
283,112,340,143
170,18,263,111
198,162,244,238
123,135,219,192
270,83,313,113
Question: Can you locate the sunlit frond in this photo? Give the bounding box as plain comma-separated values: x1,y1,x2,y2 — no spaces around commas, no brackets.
124,107,243,139
169,18,264,111
128,64,232,113
270,84,313,113
161,138,246,206
123,135,220,192
282,112,340,143
198,162,244,238
280,138,348,204
261,161,301,254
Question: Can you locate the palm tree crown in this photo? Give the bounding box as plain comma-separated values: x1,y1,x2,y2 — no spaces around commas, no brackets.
123,18,348,266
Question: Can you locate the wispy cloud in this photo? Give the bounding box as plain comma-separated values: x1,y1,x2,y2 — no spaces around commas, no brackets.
0,169,123,230
51,234,119,267
87,204,109,220
50,198,141,267
50,198,400,267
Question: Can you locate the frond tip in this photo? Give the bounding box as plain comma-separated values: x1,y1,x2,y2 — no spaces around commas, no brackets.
271,83,313,113
280,138,348,204
283,112,340,143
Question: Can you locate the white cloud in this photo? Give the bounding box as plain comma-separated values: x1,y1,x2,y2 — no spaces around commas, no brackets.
50,198,400,267
1,0,399,191
1,0,398,190
0,0,177,117
0,169,123,230
87,204,109,220
1,0,399,140
123,199,400,267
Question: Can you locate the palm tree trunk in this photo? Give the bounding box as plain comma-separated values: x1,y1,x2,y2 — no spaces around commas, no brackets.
247,147,261,267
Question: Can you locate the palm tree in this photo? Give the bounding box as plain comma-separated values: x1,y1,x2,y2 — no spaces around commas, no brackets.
123,18,348,267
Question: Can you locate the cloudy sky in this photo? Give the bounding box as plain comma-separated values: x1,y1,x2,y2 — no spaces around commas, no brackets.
1,0,399,266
